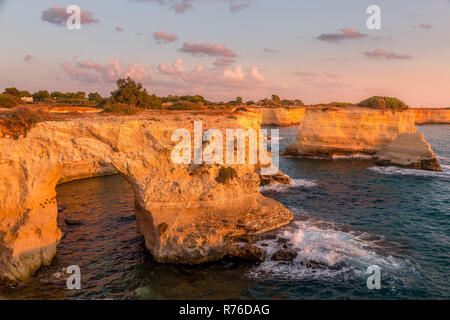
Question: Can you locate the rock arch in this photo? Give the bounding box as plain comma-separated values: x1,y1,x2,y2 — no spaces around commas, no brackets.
0,113,292,283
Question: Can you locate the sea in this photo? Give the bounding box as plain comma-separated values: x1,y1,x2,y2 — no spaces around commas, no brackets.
1,124,448,300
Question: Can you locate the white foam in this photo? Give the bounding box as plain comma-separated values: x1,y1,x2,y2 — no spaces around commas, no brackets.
332,154,373,160
368,165,450,178
248,219,408,281
260,178,317,192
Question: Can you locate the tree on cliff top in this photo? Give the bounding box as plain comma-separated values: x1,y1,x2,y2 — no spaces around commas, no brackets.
109,77,163,109
359,96,408,111
3,87,21,97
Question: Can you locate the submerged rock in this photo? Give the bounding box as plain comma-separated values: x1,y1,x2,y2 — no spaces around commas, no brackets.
227,243,267,262
64,218,82,226
375,132,441,171
259,171,291,186
271,248,297,262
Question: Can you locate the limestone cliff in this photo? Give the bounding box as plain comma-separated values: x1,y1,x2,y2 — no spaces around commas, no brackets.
412,108,450,125
285,107,416,158
249,107,305,126
0,110,292,283
375,132,441,171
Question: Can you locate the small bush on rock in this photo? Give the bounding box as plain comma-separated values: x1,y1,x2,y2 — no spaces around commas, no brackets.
216,167,237,184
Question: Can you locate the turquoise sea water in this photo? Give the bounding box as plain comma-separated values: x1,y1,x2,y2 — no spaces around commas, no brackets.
1,125,448,299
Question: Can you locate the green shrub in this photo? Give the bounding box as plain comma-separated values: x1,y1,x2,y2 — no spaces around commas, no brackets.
109,77,163,110
330,101,353,107
358,96,408,111
167,103,202,110
0,94,23,108
103,103,141,115
216,167,237,184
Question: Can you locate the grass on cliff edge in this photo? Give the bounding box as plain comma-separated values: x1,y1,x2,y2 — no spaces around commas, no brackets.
359,96,409,111
0,94,23,109
0,107,56,138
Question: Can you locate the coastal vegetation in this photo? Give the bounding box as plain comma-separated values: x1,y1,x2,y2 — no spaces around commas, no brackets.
0,106,54,137
359,96,408,111
2,80,307,111
3,82,411,114
0,94,23,108
215,167,237,184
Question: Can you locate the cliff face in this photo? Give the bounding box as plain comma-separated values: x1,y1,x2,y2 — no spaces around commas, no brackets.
285,107,416,158
412,109,450,124
0,111,292,283
375,132,441,171
249,107,305,126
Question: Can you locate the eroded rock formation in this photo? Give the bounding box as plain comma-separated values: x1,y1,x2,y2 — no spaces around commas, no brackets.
284,107,416,158
412,108,450,125
249,107,306,126
0,111,292,283
375,132,441,171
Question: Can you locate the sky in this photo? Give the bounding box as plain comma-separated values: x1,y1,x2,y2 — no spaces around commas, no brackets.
0,0,449,107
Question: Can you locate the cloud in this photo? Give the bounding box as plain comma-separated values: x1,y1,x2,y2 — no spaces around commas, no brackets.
213,57,236,67
158,59,265,89
63,59,149,83
179,42,237,57
132,0,252,14
412,24,432,29
227,0,252,13
363,49,413,60
317,28,367,43
115,26,124,32
132,0,194,14
24,54,33,62
153,30,179,43
262,48,278,53
293,71,317,77
41,5,99,26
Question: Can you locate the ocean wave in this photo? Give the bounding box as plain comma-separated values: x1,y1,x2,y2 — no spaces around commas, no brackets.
248,218,410,281
368,165,450,178
259,178,317,192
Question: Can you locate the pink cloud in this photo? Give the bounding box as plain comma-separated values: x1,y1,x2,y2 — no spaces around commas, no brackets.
24,54,33,62
153,30,179,43
317,28,367,43
158,59,264,89
363,49,413,60
132,0,252,14
412,24,432,29
63,59,149,83
179,42,237,57
213,57,236,67
41,5,99,26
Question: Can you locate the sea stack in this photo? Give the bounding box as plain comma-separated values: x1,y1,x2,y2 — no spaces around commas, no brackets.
374,132,442,171
284,107,416,158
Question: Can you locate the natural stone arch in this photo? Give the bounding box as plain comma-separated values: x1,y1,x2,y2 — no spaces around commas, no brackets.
0,112,292,283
